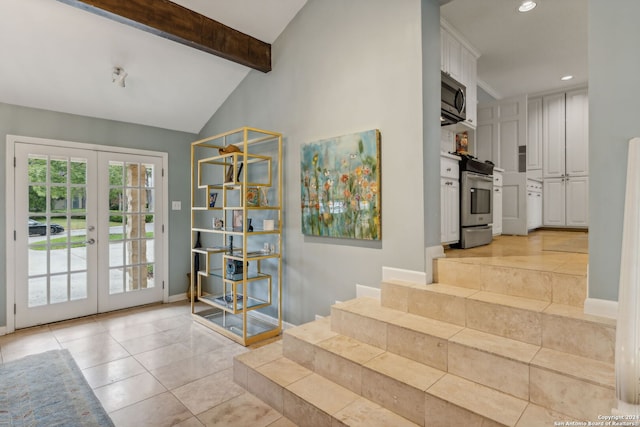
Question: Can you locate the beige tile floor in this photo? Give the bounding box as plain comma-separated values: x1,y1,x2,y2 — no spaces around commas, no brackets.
0,302,294,427
444,229,589,275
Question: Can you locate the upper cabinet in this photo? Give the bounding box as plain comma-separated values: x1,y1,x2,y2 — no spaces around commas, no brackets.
542,93,566,178
527,97,543,171
565,88,589,176
542,89,589,178
441,19,480,128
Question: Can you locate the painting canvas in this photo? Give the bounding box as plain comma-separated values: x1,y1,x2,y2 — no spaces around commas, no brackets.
301,129,381,240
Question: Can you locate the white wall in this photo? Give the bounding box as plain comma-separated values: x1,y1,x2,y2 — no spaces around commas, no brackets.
588,0,640,301
199,0,439,324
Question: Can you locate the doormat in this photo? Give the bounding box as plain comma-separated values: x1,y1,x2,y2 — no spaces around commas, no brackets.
0,349,114,426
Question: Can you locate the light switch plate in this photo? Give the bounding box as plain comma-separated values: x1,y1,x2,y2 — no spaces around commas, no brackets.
171,201,181,210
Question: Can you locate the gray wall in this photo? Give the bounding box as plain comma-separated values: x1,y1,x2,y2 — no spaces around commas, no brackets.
588,0,640,301
199,0,441,325
0,102,195,327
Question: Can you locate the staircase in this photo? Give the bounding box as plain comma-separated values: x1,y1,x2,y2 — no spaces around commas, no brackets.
233,256,616,426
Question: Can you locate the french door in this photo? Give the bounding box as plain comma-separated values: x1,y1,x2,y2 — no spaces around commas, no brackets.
12,141,165,329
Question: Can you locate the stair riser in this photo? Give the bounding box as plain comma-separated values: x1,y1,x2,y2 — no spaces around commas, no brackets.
448,343,530,400
361,368,425,426
434,260,586,307
530,367,616,421
466,299,542,345
424,394,507,427
283,333,316,371
331,308,388,349
315,347,364,395
283,390,333,427
542,314,615,363
387,324,448,371
246,368,286,413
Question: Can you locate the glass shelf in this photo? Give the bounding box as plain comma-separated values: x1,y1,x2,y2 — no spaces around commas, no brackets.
198,293,269,313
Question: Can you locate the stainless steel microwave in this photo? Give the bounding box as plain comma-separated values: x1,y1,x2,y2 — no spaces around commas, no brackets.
441,71,466,126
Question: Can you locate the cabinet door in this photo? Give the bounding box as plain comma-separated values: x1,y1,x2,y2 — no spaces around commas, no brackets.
493,186,503,235
461,47,477,127
543,178,565,226
442,29,462,82
566,176,589,227
441,178,459,243
543,93,566,178
527,97,543,171
535,191,543,228
565,89,589,176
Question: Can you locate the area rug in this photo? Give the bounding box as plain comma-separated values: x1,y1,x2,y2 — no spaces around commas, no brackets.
0,349,114,427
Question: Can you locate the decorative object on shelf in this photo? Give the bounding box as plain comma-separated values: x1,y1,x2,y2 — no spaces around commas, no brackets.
209,191,218,208
224,162,243,183
226,259,246,280
246,187,259,206
456,131,469,154
300,129,381,240
263,219,275,231
259,187,269,206
213,218,223,229
192,232,201,302
247,218,254,232
219,145,242,155
232,210,243,231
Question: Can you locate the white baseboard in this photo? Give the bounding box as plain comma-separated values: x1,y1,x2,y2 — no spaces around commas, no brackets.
167,293,188,303
382,266,427,285
583,297,618,320
356,284,381,300
0,326,6,336
426,245,446,284
249,310,295,330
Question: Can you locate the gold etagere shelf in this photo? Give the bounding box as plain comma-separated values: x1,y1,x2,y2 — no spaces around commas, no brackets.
190,127,282,346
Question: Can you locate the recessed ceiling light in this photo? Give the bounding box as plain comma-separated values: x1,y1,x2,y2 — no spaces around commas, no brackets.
561,75,574,81
518,1,537,12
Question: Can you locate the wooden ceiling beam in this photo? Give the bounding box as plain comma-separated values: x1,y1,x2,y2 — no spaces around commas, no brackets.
56,0,271,72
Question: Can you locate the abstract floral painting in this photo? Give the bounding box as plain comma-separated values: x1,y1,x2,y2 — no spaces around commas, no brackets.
301,129,381,240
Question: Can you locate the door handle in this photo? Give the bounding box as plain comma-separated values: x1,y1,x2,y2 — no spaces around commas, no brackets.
85,238,96,245
88,225,95,231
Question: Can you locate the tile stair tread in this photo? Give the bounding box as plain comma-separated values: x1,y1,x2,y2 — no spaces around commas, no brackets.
255,356,314,387
420,282,480,297
544,303,617,327
316,334,385,365
235,340,283,369
449,328,540,364
334,296,464,339
283,316,338,343
428,374,529,427
530,347,615,389
363,351,445,391
468,290,550,312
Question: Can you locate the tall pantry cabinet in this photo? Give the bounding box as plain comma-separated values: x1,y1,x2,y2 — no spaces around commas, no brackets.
542,88,589,227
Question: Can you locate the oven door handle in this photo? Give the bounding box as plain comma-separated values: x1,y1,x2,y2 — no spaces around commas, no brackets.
468,174,494,182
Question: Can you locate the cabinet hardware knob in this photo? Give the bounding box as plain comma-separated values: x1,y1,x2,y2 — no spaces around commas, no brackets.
446,168,451,171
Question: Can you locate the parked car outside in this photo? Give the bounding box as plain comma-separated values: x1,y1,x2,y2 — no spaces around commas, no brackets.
28,219,65,236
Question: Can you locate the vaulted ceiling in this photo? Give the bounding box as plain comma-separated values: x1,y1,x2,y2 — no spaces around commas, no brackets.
0,0,307,133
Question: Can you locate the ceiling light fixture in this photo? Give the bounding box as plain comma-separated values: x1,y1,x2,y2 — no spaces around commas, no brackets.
561,75,574,81
112,66,127,88
518,0,537,12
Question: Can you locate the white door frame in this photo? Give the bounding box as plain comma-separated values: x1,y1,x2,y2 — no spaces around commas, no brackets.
5,134,169,334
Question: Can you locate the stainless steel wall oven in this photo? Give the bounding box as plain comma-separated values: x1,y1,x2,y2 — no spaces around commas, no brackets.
458,155,494,248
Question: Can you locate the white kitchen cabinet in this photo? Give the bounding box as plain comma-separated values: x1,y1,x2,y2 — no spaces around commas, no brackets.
441,20,479,128
441,155,460,244
543,177,588,227
541,88,589,228
566,176,589,227
543,178,565,226
492,169,503,236
542,93,566,178
441,26,462,83
461,47,477,127
565,88,589,176
527,180,543,230
527,97,543,171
